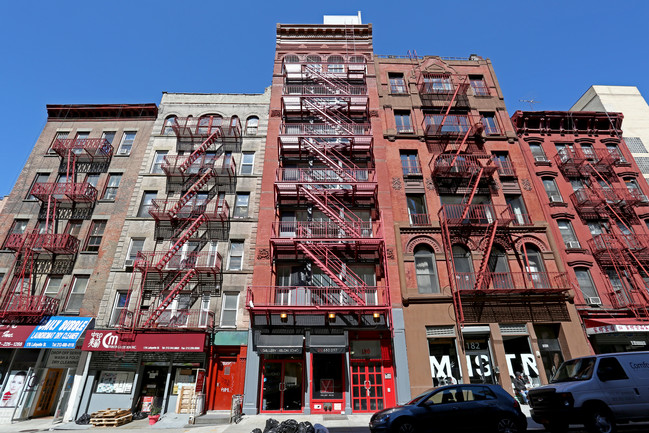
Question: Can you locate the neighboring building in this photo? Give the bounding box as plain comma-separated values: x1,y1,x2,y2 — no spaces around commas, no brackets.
0,196,7,214
375,57,591,398
0,104,157,422
77,91,270,416
571,86,649,181
244,19,408,415
512,110,649,353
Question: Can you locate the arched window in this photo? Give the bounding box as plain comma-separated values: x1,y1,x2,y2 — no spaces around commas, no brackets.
197,114,222,135
328,55,344,74
163,115,177,135
283,54,300,64
488,246,511,289
415,246,439,294
246,116,259,136
306,55,322,73
523,244,548,288
349,55,366,64
452,244,474,290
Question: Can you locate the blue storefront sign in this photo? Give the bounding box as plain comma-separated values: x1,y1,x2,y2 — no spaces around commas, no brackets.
24,316,93,349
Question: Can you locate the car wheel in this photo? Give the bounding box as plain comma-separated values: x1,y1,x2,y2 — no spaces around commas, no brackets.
496,416,520,433
542,421,568,433
585,407,616,433
393,419,417,433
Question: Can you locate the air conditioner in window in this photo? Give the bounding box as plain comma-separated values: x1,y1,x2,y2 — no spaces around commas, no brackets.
534,156,548,162
587,296,602,306
117,147,129,155
565,241,581,249
549,195,563,203
124,259,135,270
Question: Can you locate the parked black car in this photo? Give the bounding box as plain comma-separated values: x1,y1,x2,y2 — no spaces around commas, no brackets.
369,384,527,433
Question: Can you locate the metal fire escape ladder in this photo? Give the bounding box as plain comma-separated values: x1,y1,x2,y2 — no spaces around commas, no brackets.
168,169,217,218
296,243,366,305
155,214,208,271
299,187,364,238
473,219,500,291
302,99,355,136
178,131,222,174
301,138,359,183
141,268,198,328
440,212,464,325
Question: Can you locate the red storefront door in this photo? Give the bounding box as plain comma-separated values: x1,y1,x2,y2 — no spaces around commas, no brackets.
213,358,237,410
260,360,304,413
351,361,385,412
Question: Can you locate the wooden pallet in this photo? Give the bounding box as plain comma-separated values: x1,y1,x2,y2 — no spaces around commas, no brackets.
90,409,133,427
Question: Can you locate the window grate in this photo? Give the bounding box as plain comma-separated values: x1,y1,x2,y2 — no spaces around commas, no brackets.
499,324,528,335
426,326,455,338
624,137,647,154
634,157,649,175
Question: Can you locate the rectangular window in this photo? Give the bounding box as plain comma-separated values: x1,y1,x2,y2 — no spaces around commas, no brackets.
233,193,250,218
126,238,145,263
85,174,100,188
575,269,599,302
388,73,407,94
117,131,136,155
493,152,514,176
607,144,626,163
220,293,239,327
228,241,244,271
469,75,489,96
529,144,547,162
137,191,157,217
240,152,255,175
65,276,89,313
557,220,580,248
66,220,83,238
102,174,122,200
109,292,128,327
49,131,69,153
422,74,452,94
542,178,563,203
101,131,116,145
150,150,168,174
400,151,421,176
395,111,413,133
44,276,63,297
407,194,429,225
8,219,29,237
27,173,49,199
481,113,500,135
85,220,107,252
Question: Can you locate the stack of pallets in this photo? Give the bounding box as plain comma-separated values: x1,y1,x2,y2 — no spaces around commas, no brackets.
89,408,133,427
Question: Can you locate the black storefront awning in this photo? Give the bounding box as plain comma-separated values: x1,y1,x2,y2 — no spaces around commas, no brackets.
256,334,303,354
308,334,347,354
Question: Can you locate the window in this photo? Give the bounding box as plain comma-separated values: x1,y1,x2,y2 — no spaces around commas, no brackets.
102,174,122,200
580,144,595,160
570,179,585,192
597,357,629,381
422,74,452,94
624,178,646,201
233,193,250,218
27,173,49,199
85,174,100,189
117,131,136,155
415,246,440,294
506,195,529,225
197,115,222,135
606,144,626,163
101,131,116,145
395,111,413,133
137,191,157,217
228,241,244,271
494,152,513,176
49,131,69,153
481,113,500,135
542,177,563,203
150,150,168,174
453,245,474,290
574,268,599,302
7,219,28,238
163,115,177,135
43,276,63,298
73,131,90,154
220,293,239,327
66,220,83,239
388,73,407,94
126,238,145,263
64,276,89,313
327,55,344,73
245,116,259,135
400,151,421,176
529,143,547,162
85,220,107,252
557,220,580,248
469,75,489,96
240,152,255,175
109,292,128,327
407,194,429,225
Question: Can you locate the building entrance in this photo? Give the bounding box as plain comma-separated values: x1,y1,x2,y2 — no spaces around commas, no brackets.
351,361,384,412
260,360,303,413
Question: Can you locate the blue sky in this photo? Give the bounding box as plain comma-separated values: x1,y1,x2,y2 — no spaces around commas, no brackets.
1,0,648,195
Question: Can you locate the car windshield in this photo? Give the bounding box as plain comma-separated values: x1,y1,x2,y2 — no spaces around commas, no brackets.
408,389,434,405
551,357,596,383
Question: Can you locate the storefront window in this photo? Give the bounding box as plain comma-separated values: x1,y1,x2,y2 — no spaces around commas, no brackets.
95,371,135,393
172,368,198,395
534,324,564,381
312,354,343,400
503,335,541,387
464,336,495,384
428,338,461,386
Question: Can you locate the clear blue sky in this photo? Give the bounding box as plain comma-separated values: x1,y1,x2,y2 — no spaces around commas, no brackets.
1,0,648,196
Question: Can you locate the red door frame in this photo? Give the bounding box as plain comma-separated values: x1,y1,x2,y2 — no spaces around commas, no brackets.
309,352,346,414
348,333,396,412
205,346,247,411
259,358,305,414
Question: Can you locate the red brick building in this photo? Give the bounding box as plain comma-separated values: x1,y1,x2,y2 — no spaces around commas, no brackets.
512,111,649,353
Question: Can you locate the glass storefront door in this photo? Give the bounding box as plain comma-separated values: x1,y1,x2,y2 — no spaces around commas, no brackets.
464,336,496,384
261,360,303,412
350,361,384,412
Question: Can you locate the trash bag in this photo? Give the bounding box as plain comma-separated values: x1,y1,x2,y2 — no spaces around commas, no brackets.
264,418,280,433
266,428,279,433
278,419,298,433
251,429,263,433
313,423,329,433
75,413,91,425
132,411,148,420
298,421,315,433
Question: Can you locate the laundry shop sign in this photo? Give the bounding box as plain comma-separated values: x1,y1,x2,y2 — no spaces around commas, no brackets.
24,316,93,349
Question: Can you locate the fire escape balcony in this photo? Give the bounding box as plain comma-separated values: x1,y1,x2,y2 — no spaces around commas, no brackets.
571,187,645,215
282,93,369,116
439,204,515,228
588,234,649,264
30,182,98,203
418,74,469,108
4,231,80,255
51,138,114,161
246,285,389,313
0,294,60,321
278,123,373,155
431,154,498,178
454,272,571,293
270,221,383,249
161,155,236,188
134,251,222,274
274,168,377,202
126,309,215,332
148,198,229,222
554,148,593,177
495,159,517,177
423,114,476,138
283,61,367,81
165,116,241,143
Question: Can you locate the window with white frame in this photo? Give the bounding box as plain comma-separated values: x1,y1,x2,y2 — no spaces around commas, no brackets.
240,152,255,175
557,220,580,248
233,193,250,218
109,292,128,326
245,116,259,135
220,293,239,327
101,131,116,145
126,238,145,264
44,276,63,298
65,275,89,313
49,131,69,153
137,191,157,217
85,220,107,252
542,177,563,203
117,131,136,155
151,150,168,174
102,173,122,200
228,241,244,270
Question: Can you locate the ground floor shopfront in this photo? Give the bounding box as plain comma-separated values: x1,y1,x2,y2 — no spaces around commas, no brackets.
584,318,649,353
242,321,407,415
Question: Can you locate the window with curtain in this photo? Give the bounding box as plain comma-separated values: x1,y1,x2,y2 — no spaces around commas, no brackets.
415,246,440,294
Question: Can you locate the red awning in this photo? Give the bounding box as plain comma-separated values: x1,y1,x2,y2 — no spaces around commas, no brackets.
0,324,37,348
83,330,205,352
584,318,649,335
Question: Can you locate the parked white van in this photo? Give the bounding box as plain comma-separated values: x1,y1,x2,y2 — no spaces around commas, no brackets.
528,351,649,433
